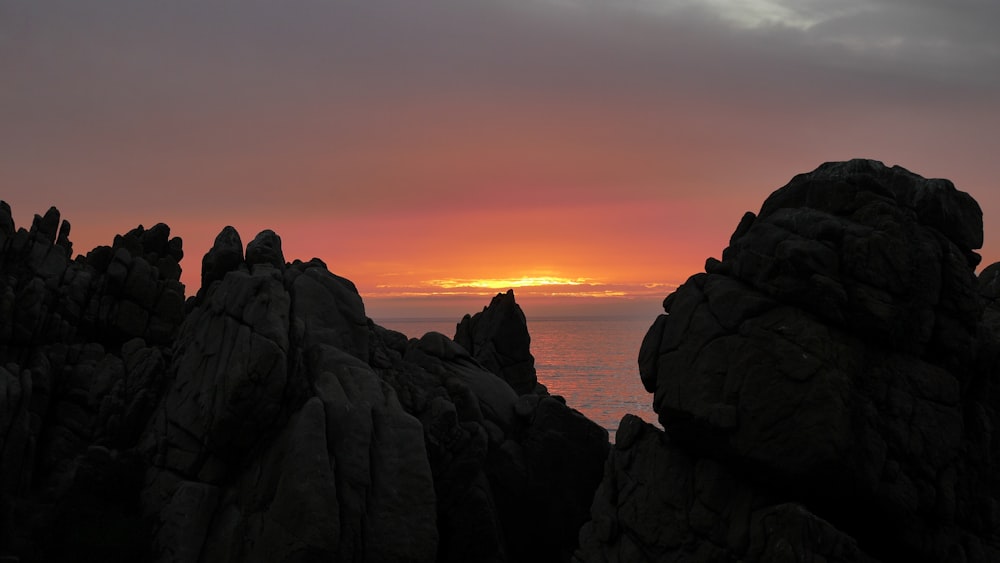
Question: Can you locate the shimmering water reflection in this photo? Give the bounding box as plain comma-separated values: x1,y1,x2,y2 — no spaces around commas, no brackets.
378,316,660,442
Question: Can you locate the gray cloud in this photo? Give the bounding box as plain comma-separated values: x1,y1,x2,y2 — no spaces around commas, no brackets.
2,0,997,217
5,0,995,111
802,0,1000,70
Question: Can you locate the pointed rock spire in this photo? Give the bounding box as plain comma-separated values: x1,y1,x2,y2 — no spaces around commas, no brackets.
455,289,539,395
200,226,244,291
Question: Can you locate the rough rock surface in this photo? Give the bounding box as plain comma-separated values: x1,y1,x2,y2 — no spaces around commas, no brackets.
142,250,439,563
576,160,1000,562
1,202,185,560
372,291,609,563
578,415,879,562
1,204,608,562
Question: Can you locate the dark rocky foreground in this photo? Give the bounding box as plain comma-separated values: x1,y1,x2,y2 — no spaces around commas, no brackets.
1,159,998,562
575,160,1000,562
0,207,608,561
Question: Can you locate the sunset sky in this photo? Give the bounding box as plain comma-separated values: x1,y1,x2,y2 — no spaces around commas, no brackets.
3,1,999,320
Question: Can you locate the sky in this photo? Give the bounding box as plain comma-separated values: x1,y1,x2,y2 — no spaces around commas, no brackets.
3,0,999,321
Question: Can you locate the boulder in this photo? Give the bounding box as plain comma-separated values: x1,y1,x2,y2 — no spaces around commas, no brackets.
245,229,285,271
580,160,1000,562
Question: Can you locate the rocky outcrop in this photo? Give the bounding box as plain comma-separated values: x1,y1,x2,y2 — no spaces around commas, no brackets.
0,205,184,351
142,246,438,563
1,205,608,563
372,292,609,563
576,160,1000,562
456,289,542,395
1,202,185,561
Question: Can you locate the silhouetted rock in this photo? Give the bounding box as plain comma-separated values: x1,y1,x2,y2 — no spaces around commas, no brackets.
456,289,543,395
373,291,609,563
0,201,14,239
199,225,244,292
142,236,438,563
577,160,1000,562
24,158,993,563
0,202,185,560
2,209,608,563
245,228,285,271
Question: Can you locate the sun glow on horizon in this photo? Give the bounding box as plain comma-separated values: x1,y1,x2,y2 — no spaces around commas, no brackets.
423,276,592,289
368,274,681,301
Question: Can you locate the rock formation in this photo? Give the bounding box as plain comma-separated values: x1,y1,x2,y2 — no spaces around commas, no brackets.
575,159,1000,562
455,290,544,395
0,203,608,562
1,204,185,560
7,158,999,563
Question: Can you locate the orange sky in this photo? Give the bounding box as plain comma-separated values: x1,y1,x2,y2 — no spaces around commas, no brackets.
3,1,999,321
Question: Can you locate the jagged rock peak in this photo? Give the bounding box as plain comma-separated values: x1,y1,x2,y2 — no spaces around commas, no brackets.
0,200,14,237
455,289,540,395
201,227,294,293
0,203,73,256
30,206,62,244
200,225,245,291
112,223,183,263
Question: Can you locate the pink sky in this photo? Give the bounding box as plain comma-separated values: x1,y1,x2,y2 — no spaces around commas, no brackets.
3,1,999,320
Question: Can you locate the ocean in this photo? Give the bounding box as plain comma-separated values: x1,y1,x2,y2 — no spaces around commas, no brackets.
377,316,660,441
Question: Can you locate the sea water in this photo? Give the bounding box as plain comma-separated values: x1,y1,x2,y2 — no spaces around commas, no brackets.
377,316,660,441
